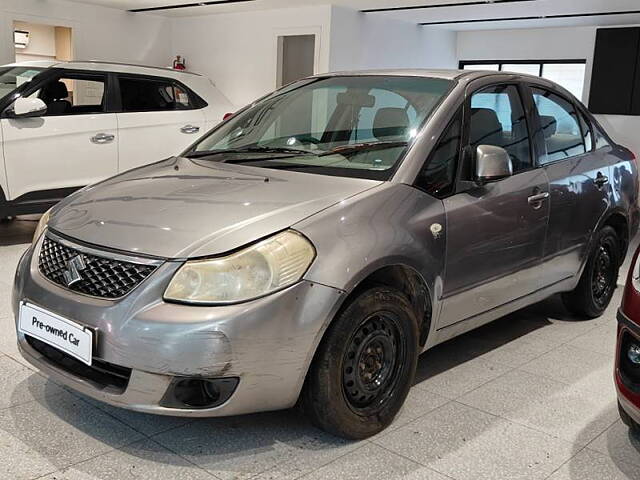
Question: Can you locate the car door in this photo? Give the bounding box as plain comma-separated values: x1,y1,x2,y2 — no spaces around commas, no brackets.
437,81,550,328
0,70,118,202
115,74,206,172
530,85,612,284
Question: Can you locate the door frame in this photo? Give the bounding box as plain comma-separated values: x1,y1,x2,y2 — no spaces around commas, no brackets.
455,75,542,194
273,26,322,90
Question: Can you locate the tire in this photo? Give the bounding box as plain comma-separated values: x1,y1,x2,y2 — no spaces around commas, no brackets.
618,401,640,433
562,226,621,319
302,286,419,440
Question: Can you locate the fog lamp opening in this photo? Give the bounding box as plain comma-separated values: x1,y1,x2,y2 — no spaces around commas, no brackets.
160,377,239,409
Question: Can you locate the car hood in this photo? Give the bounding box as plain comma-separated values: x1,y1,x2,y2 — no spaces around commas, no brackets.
49,157,381,258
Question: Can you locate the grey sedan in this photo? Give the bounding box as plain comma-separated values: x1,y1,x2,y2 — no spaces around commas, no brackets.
13,70,639,439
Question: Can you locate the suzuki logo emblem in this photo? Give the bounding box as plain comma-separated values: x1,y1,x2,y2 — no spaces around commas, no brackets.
62,255,86,287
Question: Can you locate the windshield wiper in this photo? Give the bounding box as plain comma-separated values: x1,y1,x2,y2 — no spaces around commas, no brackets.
185,145,317,159
320,141,408,156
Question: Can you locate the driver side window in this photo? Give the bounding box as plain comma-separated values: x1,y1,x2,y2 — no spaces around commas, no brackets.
29,74,106,116
469,84,532,173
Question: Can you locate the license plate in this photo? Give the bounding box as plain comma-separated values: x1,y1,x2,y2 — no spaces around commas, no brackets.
18,302,93,366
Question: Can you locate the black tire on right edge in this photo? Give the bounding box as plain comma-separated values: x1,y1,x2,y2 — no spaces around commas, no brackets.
562,226,621,319
301,286,419,440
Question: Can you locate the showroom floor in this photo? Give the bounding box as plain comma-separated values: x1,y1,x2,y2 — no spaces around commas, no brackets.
1,218,640,480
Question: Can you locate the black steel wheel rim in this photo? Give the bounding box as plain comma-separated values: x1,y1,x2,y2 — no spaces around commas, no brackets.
342,312,406,416
592,240,615,308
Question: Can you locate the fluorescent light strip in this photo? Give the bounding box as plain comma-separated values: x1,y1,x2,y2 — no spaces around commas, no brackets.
129,0,255,13
420,9,640,25
362,0,536,14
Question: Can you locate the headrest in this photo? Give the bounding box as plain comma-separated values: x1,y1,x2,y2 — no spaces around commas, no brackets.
373,107,410,140
42,81,69,100
539,115,557,139
470,108,503,145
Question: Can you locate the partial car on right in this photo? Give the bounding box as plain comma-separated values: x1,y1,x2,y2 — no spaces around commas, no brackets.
617,245,640,431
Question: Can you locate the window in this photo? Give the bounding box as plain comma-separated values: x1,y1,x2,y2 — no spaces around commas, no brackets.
350,88,418,143
120,77,193,112
459,61,586,100
577,111,593,152
30,74,106,116
416,110,462,198
192,76,453,180
532,87,585,164
0,66,43,101
469,85,532,172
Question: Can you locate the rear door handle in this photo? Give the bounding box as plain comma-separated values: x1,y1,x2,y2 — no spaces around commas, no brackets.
528,191,550,207
594,172,609,188
181,124,200,134
90,133,115,144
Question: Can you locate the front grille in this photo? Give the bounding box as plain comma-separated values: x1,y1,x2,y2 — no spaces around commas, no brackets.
38,235,158,299
25,335,131,393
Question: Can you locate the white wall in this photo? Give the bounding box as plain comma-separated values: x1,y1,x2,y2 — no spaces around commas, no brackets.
0,0,171,67
171,6,332,109
13,21,56,62
328,6,457,72
458,26,640,156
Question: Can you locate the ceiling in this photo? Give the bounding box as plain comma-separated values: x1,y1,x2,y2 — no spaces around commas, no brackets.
68,0,640,29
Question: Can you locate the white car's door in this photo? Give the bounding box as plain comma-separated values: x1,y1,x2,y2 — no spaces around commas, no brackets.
1,71,118,201
115,75,206,172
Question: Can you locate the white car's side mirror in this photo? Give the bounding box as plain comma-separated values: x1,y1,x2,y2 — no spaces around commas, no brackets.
6,97,47,118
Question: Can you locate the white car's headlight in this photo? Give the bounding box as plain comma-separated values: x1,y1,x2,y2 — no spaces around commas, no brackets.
164,230,316,304
32,209,52,244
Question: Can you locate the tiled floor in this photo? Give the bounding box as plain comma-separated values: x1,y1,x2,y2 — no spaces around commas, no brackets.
1,216,639,480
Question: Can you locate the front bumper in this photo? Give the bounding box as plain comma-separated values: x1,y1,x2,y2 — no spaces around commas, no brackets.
615,309,640,426
13,235,344,417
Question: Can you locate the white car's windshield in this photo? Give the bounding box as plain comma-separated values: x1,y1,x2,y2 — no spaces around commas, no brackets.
0,66,44,102
189,76,453,179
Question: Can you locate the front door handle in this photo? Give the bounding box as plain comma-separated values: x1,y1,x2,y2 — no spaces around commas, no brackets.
91,133,115,144
594,172,609,188
528,191,550,208
181,124,200,134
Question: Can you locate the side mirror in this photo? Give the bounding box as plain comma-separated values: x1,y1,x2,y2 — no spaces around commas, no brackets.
475,145,513,183
6,97,47,118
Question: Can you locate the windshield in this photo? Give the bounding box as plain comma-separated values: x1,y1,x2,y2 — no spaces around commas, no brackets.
190,76,453,180
0,66,44,102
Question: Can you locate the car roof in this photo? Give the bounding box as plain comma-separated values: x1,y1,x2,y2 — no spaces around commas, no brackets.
313,68,566,94
4,60,202,80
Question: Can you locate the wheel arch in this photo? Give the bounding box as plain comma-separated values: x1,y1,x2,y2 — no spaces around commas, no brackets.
599,208,630,262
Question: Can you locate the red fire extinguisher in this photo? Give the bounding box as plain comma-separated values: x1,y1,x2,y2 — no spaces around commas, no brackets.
173,55,186,70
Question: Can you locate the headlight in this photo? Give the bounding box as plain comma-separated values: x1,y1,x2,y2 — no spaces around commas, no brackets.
164,230,316,304
32,209,52,244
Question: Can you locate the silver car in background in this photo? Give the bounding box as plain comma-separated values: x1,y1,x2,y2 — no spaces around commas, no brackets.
13,70,639,439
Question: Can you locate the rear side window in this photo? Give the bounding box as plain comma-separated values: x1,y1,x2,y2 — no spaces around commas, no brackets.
416,110,462,198
119,76,194,112
532,87,586,164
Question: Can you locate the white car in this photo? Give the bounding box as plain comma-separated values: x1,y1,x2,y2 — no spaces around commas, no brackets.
0,60,233,218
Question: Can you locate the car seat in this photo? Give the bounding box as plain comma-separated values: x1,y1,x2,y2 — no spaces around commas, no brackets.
41,81,71,115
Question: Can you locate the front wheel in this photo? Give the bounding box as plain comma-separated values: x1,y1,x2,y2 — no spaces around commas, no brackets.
562,226,621,318
301,286,419,440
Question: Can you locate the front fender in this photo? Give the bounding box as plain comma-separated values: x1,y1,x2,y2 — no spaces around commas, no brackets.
295,182,446,307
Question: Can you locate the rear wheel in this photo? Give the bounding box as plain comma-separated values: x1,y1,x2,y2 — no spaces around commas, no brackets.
302,286,419,440
562,226,620,318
